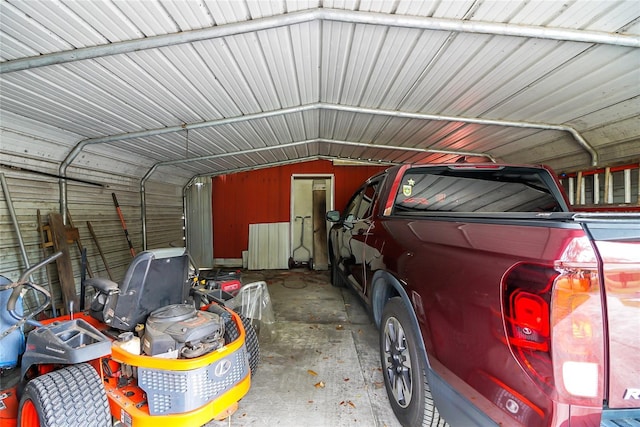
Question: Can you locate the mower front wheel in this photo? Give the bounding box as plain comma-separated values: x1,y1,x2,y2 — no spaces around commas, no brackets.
18,363,111,427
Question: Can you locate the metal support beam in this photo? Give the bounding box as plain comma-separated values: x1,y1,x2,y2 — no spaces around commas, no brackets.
2,8,638,74
0,173,39,301
142,154,331,249
59,104,318,222
59,101,597,235
137,138,494,248
322,103,598,166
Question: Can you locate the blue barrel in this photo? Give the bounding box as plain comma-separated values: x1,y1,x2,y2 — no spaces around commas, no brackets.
0,276,25,369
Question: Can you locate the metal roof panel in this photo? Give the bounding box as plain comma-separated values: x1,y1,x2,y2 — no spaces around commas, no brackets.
0,1,637,184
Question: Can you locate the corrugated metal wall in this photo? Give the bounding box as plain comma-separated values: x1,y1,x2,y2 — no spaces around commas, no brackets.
144,180,185,250
0,172,185,312
1,123,185,314
248,222,290,270
211,159,386,263
186,177,213,269
560,163,640,208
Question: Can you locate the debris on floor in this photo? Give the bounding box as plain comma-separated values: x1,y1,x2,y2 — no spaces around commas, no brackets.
207,269,401,427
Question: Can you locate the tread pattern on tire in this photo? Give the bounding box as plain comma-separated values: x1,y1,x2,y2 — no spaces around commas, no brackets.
209,305,260,376
381,297,448,427
330,254,345,288
420,369,448,427
19,363,111,427
238,312,260,375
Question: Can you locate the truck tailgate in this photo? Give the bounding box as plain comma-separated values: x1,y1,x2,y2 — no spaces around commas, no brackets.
580,216,640,411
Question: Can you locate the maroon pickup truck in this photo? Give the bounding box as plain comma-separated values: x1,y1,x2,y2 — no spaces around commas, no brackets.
326,163,640,427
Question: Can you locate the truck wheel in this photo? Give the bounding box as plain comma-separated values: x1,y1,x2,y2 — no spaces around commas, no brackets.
330,256,345,288
18,363,111,427
380,297,447,427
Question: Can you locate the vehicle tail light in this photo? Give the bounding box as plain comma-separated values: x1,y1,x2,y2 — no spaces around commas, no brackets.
551,236,604,405
510,291,550,352
503,263,557,393
503,236,605,406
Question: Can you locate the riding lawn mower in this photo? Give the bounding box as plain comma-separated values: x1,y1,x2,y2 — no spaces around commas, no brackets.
0,248,259,427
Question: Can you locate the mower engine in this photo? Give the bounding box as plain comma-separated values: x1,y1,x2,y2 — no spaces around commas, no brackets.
142,304,224,359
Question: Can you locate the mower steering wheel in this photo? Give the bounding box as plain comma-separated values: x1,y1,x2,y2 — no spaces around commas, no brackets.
6,252,62,327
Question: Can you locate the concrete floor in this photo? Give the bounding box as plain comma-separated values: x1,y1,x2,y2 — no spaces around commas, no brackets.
209,269,402,427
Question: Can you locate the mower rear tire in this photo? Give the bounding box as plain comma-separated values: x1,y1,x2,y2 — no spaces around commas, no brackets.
209,305,260,376
18,363,111,427
229,313,260,376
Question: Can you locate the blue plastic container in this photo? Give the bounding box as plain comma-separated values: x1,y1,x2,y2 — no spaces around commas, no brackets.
0,276,25,369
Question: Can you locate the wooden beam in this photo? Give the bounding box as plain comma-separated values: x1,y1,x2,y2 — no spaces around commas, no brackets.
48,212,77,310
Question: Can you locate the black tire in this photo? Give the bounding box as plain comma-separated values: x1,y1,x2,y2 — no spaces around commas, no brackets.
18,363,111,427
308,258,313,270
380,297,447,427
239,312,260,376
210,305,260,376
330,254,345,288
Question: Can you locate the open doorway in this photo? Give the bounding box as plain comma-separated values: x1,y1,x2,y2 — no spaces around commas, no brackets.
290,175,334,270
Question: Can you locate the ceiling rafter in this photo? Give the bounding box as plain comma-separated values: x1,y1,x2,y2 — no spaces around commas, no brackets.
4,3,635,235
60,101,595,182
58,101,597,230
2,8,638,74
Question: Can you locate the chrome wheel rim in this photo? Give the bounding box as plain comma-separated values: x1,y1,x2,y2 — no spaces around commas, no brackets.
383,316,412,408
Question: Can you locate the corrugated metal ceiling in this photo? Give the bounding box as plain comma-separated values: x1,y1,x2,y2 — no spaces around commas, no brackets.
1,0,639,185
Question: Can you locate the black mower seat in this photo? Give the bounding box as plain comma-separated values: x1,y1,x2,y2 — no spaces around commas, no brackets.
87,248,191,332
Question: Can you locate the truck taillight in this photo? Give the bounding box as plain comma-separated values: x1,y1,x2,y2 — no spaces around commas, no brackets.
503,236,604,406
511,291,550,352
551,237,604,405
503,263,557,394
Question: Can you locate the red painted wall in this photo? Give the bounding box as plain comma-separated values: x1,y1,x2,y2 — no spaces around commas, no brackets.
211,159,387,258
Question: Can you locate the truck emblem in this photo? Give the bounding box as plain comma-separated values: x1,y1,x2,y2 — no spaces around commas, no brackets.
505,398,520,414
402,185,412,197
623,388,640,400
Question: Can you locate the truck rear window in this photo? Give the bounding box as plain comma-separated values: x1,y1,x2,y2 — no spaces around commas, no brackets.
393,166,563,214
